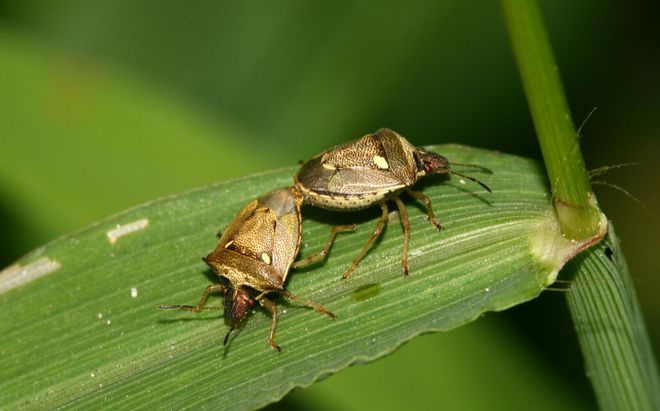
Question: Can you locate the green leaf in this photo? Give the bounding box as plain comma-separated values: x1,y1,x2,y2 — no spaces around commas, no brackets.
565,227,660,410
0,145,604,409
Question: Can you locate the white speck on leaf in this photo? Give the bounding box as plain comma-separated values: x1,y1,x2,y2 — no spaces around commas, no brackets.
0,257,62,294
106,218,149,244
131,287,138,298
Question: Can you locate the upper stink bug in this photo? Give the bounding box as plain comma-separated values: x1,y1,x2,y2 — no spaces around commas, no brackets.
294,128,491,279
160,186,353,352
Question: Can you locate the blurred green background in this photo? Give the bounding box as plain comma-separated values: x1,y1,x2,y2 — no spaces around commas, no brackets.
0,1,657,409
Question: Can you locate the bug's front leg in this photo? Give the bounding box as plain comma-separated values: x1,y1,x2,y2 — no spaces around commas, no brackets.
257,297,281,352
406,189,442,230
158,283,226,312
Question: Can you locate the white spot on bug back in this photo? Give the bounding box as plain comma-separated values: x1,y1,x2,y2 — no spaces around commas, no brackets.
373,155,389,169
224,240,234,249
261,253,271,265
106,218,149,244
0,257,62,294
322,162,337,170
131,287,138,298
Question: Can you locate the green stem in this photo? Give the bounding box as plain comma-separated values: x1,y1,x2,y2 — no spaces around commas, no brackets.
501,1,660,409
501,0,600,240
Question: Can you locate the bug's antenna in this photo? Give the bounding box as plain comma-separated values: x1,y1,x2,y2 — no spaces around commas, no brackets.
224,327,235,346
451,163,493,174
450,171,492,193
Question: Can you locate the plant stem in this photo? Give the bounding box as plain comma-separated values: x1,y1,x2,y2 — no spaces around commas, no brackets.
501,0,600,240
501,1,660,409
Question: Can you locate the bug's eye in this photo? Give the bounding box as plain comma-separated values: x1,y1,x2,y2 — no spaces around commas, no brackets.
413,150,425,172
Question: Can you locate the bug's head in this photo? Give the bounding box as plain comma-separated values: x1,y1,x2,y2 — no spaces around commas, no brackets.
223,287,255,328
416,148,493,193
416,149,451,176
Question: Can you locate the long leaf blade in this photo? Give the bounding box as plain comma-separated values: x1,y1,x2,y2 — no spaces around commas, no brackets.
0,145,601,409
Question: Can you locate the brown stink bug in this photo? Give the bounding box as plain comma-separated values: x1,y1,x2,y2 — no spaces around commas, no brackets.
160,186,353,352
294,128,491,279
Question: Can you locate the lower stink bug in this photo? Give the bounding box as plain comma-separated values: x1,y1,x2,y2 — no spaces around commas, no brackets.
160,186,353,352
294,128,491,279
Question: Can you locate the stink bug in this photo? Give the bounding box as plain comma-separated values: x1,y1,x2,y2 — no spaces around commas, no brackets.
160,186,353,352
294,128,491,279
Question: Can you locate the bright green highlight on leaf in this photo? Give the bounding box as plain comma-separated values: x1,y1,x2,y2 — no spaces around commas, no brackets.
0,146,600,410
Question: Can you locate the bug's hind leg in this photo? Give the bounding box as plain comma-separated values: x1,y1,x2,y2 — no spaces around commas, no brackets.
393,196,410,276
292,225,356,269
406,189,442,230
342,202,389,280
159,283,226,312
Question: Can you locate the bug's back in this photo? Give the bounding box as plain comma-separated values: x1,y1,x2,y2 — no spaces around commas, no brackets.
294,129,417,210
206,187,303,290
322,130,416,181
258,187,303,279
295,129,418,210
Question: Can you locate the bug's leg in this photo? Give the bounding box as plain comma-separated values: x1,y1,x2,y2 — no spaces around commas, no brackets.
342,202,389,280
406,189,442,230
279,289,336,319
257,297,281,352
292,224,356,269
158,283,226,312
393,196,410,276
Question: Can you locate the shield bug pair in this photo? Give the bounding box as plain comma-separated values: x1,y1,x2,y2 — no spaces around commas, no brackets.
160,186,353,352
294,128,491,278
